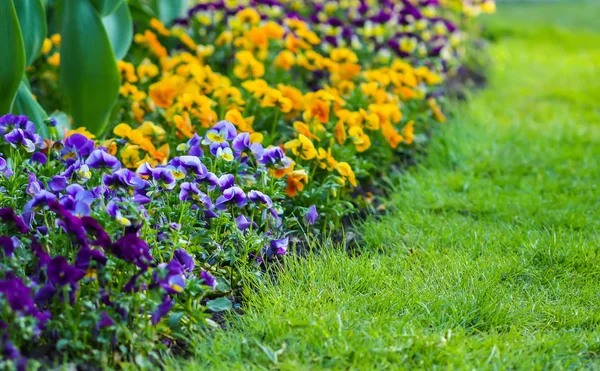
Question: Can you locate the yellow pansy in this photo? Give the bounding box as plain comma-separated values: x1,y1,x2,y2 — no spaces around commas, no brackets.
337,162,357,187
285,134,318,160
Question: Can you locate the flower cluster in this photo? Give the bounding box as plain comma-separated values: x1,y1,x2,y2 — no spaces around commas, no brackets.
0,114,316,367
6,0,493,366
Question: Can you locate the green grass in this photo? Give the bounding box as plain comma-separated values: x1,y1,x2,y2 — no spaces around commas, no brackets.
173,2,600,369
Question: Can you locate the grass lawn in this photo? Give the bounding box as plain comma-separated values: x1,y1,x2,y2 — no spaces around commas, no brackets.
173,2,600,369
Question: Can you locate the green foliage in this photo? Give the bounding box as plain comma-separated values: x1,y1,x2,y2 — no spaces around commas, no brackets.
0,0,26,114
14,0,47,67
59,0,121,136
150,0,186,25
102,0,134,60
89,0,122,16
12,80,50,138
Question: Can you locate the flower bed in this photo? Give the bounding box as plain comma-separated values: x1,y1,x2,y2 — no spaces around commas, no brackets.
1,0,494,367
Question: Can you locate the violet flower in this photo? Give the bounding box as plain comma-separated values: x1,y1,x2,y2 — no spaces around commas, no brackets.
248,190,273,208
111,234,153,268
218,174,235,190
201,270,217,289
152,296,174,325
0,208,28,233
47,256,86,286
85,149,121,172
98,311,115,329
306,205,319,225
215,186,247,210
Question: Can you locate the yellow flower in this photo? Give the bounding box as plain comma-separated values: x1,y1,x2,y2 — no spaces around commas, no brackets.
317,148,338,171
138,63,159,80
236,8,261,24
334,120,347,145
47,53,60,66
113,123,133,138
225,109,255,133
263,21,284,39
381,122,404,149
41,38,53,55
118,61,138,83
121,144,142,169
233,51,265,80
241,79,269,99
250,132,263,144
138,121,166,141
348,126,371,152
285,134,318,160
216,31,233,46
67,127,95,139
174,113,196,138
330,48,358,64
285,169,309,197
428,98,446,123
303,98,330,124
402,120,415,145
149,76,182,109
50,33,61,47
337,162,357,187
274,50,295,70
277,84,303,113
293,121,320,142
150,18,171,36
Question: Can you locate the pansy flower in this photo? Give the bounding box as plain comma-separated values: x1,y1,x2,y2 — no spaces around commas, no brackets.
85,149,121,172
215,186,247,210
202,120,237,145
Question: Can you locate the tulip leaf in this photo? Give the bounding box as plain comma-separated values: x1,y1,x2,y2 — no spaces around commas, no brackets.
60,0,120,136
12,81,49,139
102,0,133,60
0,0,26,114
14,0,47,67
151,0,186,25
90,0,122,16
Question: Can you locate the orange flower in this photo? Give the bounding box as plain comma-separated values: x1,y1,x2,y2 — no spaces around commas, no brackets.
149,77,182,109
304,98,330,123
285,170,308,197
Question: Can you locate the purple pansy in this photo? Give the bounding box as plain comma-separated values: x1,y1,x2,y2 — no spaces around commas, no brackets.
215,186,247,210
248,190,273,208
200,270,217,289
306,205,319,225
85,149,121,172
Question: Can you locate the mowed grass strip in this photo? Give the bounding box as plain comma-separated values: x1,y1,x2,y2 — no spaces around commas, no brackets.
173,2,600,369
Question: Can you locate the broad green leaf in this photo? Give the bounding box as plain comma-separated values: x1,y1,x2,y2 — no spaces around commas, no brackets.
50,111,72,139
0,0,26,114
206,298,232,312
102,0,133,60
14,0,47,66
90,0,122,16
151,0,186,25
12,81,49,138
60,0,120,136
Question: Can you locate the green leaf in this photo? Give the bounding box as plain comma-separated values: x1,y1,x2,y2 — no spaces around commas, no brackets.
60,0,120,136
12,81,49,138
89,0,122,16
0,0,26,114
206,297,233,312
14,0,47,66
49,111,71,139
102,0,133,60
150,0,186,25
